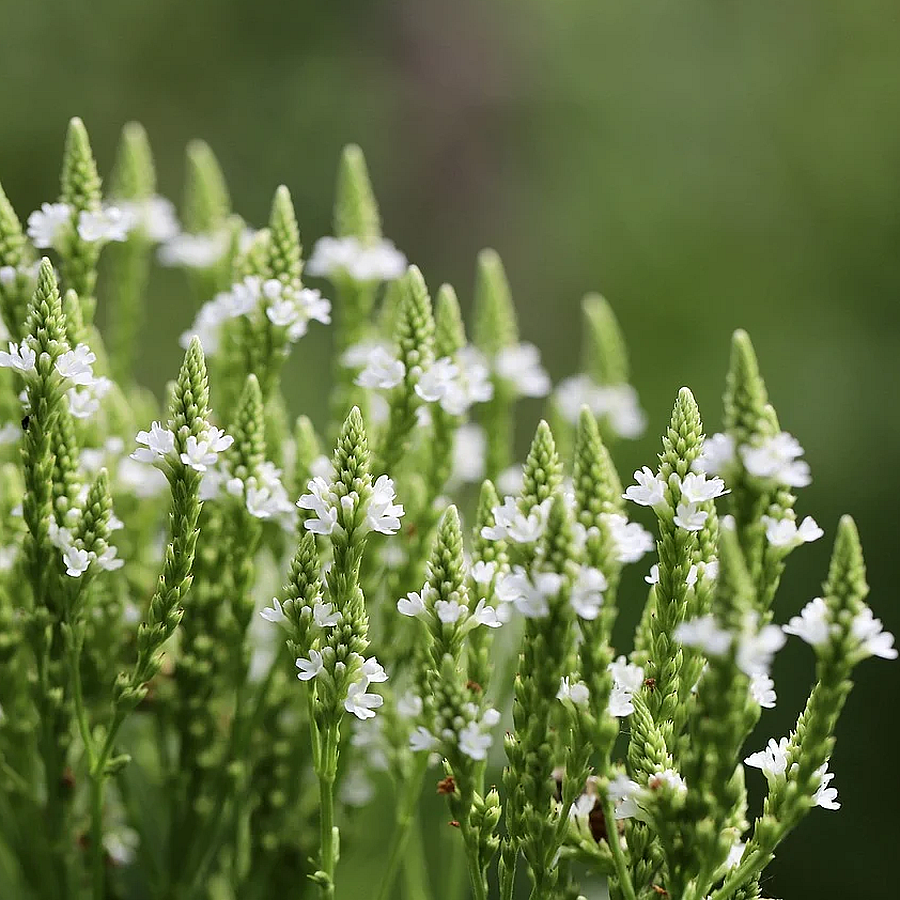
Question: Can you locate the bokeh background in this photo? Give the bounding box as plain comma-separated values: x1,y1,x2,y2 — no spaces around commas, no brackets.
2,0,898,896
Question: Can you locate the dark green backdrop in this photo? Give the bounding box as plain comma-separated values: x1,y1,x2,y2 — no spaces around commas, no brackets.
1,1,897,896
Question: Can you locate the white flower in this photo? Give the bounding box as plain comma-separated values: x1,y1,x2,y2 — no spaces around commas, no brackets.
607,656,644,717
693,432,736,475
55,344,97,386
741,432,811,488
750,673,777,709
813,762,840,810
415,357,458,403
0,546,17,573
569,791,597,821
158,231,229,268
450,424,486,486
678,472,729,504
410,726,439,752
783,597,831,647
745,737,790,783
623,467,667,508
344,679,384,720
180,428,234,473
366,475,404,535
472,599,503,628
494,342,550,397
436,599,467,624
296,650,324,681
397,591,426,617
94,545,124,572
674,502,708,532
495,567,561,619
0,422,20,445
306,236,407,282
298,477,339,535
647,768,687,796
851,607,897,660
313,601,341,628
645,564,660,585
458,721,494,761
0,342,36,373
607,773,640,820
762,515,823,548
601,513,654,564
736,618,786,677
362,656,389,683
66,387,99,419
355,346,405,390
482,496,550,544
471,559,497,585
726,840,746,869
397,692,423,718
437,346,494,415
339,768,376,808
117,196,180,242
260,597,288,626
557,676,591,706
570,566,606,620
674,615,733,656
27,202,72,248
496,465,524,496
117,456,168,498
77,206,133,243
63,546,91,577
131,422,176,464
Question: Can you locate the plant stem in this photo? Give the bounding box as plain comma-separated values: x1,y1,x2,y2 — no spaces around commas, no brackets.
374,753,429,900
600,798,637,900
316,724,338,899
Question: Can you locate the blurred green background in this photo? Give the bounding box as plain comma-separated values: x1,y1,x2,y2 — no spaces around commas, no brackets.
2,0,898,896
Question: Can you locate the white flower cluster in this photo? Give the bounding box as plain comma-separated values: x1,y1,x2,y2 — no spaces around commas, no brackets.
555,374,646,439
783,597,896,660
557,656,644,717
349,342,494,417
598,767,688,823
27,202,138,249
493,342,551,399
1,340,110,421
675,613,786,708
131,421,234,473
744,737,840,811
298,473,404,537
200,460,296,525
181,275,331,354
397,569,503,630
295,649,388,722
410,704,501,762
695,430,811,489
624,467,729,533
158,231,230,269
49,517,123,579
306,236,407,283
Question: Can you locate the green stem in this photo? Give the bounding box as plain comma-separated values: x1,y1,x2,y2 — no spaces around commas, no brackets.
601,798,637,900
460,823,488,900
707,847,768,900
316,725,338,899
374,754,430,900
401,822,431,900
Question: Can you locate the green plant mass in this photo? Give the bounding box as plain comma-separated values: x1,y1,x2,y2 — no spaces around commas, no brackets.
0,121,894,900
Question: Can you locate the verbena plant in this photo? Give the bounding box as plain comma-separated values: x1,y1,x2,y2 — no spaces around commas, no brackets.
0,119,894,900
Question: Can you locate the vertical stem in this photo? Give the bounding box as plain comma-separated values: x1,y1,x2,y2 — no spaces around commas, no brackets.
374,753,429,900
316,724,338,900
90,776,107,899
601,799,637,900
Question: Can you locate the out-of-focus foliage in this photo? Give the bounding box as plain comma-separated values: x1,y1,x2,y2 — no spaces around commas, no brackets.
1,1,897,896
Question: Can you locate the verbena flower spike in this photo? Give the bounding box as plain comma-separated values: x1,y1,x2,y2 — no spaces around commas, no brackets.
0,124,893,900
